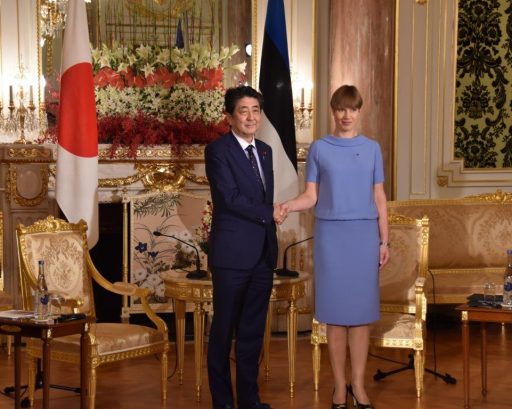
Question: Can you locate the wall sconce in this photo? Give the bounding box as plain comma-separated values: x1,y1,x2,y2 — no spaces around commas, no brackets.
294,84,314,130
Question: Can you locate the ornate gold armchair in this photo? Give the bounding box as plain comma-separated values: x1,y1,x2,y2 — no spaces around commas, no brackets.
311,214,429,398
16,216,169,408
0,212,14,356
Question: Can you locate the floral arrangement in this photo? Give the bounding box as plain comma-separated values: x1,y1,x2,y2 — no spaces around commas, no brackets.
194,200,213,254
41,42,246,156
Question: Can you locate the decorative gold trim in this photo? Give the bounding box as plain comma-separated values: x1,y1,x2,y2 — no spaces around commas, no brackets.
416,0,428,4
461,311,468,321
296,144,310,161
437,175,448,186
7,148,52,161
251,0,258,87
393,0,400,200
97,163,208,190
7,166,49,207
98,144,206,161
464,189,512,204
389,188,512,207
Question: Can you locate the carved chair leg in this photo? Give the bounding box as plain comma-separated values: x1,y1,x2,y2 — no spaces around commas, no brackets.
312,343,321,391
89,365,97,409
414,348,425,398
161,349,168,401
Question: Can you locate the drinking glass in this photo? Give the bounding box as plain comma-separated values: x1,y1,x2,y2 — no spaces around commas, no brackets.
483,282,496,304
49,293,64,317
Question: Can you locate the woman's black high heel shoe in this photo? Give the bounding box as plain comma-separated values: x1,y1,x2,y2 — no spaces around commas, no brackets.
347,384,374,409
331,386,348,409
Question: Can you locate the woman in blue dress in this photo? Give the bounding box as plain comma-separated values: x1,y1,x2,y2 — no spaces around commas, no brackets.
275,85,390,409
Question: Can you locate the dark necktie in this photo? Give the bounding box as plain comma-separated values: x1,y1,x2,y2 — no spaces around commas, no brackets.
245,145,264,190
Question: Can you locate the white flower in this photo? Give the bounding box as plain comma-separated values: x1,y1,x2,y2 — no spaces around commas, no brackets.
227,62,247,74
117,62,129,73
142,63,155,78
98,54,112,68
127,54,138,66
136,44,152,60
147,274,161,286
156,49,170,64
155,284,165,298
134,269,148,281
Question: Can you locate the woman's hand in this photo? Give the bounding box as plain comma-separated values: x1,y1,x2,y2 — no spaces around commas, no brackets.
379,244,390,269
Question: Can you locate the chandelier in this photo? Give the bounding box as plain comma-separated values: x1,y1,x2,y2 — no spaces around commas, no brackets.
39,0,68,43
40,0,95,44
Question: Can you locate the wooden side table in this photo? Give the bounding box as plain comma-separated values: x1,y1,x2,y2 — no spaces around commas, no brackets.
0,315,90,409
456,304,512,409
161,270,310,401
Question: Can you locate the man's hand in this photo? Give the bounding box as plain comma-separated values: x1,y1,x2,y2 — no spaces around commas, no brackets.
273,203,289,225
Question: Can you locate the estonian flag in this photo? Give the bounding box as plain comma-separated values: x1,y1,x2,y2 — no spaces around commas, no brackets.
257,0,299,204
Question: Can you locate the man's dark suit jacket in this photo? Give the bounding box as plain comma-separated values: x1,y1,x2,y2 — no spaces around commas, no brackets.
205,132,278,270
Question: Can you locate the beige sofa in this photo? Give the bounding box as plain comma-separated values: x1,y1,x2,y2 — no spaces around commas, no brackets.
387,190,512,304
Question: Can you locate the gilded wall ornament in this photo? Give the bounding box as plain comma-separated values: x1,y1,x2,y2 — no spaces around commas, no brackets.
7,166,49,207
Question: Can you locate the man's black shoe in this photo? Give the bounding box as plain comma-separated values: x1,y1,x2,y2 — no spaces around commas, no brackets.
239,402,271,409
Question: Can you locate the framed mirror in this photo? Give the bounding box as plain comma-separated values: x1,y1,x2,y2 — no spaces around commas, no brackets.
38,0,256,149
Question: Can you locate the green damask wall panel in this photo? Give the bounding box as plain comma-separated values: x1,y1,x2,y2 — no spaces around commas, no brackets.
455,0,512,168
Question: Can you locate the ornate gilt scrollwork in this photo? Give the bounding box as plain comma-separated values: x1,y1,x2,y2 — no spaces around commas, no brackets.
7,166,49,207
98,144,206,161
138,163,208,190
97,163,208,190
465,189,512,204
7,148,52,161
437,175,448,186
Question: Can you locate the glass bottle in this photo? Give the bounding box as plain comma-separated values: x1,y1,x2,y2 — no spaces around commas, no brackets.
503,250,512,307
34,260,49,320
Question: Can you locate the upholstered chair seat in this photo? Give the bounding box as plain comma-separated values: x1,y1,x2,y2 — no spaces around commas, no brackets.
370,311,419,341
17,216,169,409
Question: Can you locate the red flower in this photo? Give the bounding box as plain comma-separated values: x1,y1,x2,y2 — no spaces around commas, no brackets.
94,67,117,88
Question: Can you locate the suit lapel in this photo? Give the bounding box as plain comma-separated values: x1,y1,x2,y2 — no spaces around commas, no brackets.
226,133,258,184
256,140,273,202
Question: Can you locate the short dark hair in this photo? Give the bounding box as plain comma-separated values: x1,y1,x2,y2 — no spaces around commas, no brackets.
224,85,264,114
330,85,363,111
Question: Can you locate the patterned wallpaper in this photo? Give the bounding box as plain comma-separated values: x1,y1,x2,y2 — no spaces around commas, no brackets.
455,0,512,168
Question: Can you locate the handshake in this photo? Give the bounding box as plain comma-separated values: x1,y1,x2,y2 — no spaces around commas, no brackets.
273,202,290,225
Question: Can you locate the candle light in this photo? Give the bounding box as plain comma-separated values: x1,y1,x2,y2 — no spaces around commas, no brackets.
9,85,13,105
300,87,304,106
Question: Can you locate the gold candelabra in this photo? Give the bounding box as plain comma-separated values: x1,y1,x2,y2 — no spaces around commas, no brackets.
0,85,37,144
293,86,314,130
294,102,313,130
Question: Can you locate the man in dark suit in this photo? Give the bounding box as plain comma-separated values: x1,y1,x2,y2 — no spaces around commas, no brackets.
205,86,277,409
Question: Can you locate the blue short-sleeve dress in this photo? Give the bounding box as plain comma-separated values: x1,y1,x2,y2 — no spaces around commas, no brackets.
306,135,384,326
